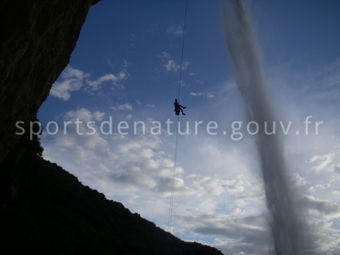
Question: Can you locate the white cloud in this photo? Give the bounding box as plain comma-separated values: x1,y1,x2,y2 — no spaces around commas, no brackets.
289,172,307,187
42,108,260,210
298,195,340,217
189,92,203,97
308,153,334,172
111,103,133,111
65,108,105,122
176,213,273,255
207,92,215,98
308,183,331,193
87,72,126,90
50,65,127,100
167,25,184,35
50,66,89,100
41,110,271,254
160,51,190,72
189,91,215,99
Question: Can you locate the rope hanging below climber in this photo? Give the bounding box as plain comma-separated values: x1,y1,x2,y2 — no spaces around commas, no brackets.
168,0,189,234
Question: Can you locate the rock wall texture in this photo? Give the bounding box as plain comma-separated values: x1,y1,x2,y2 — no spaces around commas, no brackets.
0,0,98,162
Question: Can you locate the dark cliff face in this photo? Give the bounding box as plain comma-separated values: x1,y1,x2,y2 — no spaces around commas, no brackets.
0,1,223,254
0,0,97,161
0,137,223,255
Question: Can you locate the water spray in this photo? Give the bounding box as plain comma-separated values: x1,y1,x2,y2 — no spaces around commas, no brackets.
221,0,314,254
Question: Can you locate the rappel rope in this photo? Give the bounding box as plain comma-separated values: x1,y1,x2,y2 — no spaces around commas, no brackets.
167,0,188,234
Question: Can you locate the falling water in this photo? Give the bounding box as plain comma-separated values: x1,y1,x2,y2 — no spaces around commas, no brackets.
221,0,314,254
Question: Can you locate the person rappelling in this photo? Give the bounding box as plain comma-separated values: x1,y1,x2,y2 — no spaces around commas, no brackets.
174,98,186,115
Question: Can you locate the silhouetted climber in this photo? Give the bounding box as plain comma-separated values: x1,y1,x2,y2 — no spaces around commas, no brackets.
174,99,186,116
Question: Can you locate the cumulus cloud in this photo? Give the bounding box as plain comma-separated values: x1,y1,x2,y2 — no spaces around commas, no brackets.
111,103,133,111
167,25,184,35
308,153,334,172
160,51,190,72
289,172,307,187
50,66,89,100
307,183,332,194
87,72,126,90
177,213,273,255
189,92,215,99
43,108,182,195
176,206,340,255
40,99,340,254
41,107,276,254
50,65,127,100
298,195,340,216
42,108,259,208
64,108,105,122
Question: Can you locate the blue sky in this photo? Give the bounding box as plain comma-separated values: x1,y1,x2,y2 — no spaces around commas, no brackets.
38,0,340,254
